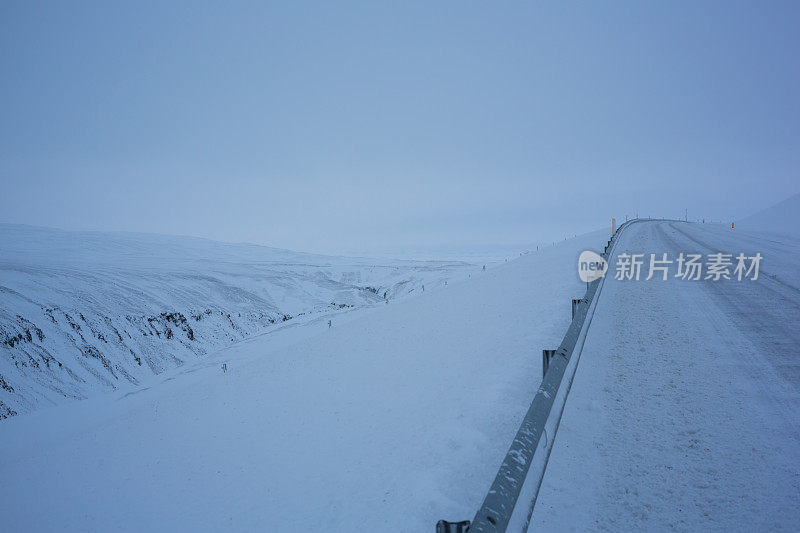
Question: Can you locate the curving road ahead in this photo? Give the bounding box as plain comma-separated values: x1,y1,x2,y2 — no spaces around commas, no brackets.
533,221,800,531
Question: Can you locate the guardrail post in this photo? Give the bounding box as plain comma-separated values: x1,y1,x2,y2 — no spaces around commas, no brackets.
542,349,557,378
571,298,582,319
436,519,471,533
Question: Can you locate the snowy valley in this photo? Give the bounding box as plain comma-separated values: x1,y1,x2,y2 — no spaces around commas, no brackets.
0,224,475,419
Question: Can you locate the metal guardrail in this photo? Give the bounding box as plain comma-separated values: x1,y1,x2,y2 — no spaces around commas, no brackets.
439,219,641,532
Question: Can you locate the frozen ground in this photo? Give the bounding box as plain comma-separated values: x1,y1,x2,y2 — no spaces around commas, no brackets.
533,220,800,530
0,224,476,418
0,226,608,531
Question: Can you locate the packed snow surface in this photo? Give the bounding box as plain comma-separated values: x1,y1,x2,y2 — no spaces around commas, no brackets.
533,220,800,530
0,225,608,530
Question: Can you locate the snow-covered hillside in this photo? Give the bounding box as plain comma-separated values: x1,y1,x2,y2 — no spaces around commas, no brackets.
0,226,608,531
0,224,473,419
738,191,800,238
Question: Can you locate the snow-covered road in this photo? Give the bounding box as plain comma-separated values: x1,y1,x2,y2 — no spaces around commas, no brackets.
533,221,800,530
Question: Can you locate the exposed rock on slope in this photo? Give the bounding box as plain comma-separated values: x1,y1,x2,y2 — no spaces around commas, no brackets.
0,224,470,418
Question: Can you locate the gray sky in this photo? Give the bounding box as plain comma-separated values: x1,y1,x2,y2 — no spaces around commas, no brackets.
2,1,798,254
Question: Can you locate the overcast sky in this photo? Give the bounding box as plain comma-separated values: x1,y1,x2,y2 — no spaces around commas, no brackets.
2,1,798,254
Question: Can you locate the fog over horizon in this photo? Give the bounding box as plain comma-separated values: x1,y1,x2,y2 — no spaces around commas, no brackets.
2,2,799,256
